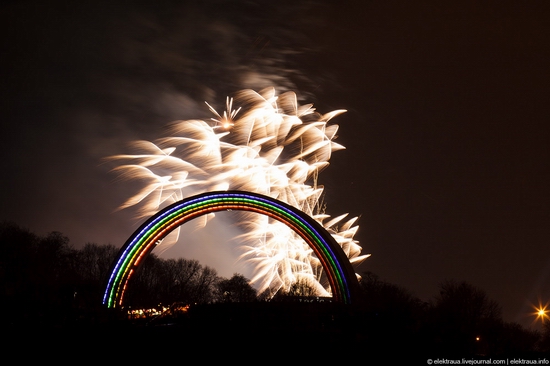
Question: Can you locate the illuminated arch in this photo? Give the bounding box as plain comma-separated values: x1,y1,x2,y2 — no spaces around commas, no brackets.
103,190,360,308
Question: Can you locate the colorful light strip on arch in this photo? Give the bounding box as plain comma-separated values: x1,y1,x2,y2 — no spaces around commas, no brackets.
103,190,360,308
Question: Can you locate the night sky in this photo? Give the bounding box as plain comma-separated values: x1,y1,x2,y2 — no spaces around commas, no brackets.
1,0,549,328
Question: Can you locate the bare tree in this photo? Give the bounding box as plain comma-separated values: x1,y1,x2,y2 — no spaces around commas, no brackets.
215,274,257,303
430,280,503,356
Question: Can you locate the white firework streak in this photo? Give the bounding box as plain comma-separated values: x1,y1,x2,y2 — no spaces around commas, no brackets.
108,88,369,297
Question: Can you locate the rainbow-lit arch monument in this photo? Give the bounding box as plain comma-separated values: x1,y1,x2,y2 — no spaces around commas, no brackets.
103,190,360,308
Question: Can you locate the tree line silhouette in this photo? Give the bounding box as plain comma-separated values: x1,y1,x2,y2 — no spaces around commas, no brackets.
1,220,549,356
0,221,259,326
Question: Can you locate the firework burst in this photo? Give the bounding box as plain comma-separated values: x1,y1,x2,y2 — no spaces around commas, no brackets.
108,88,369,297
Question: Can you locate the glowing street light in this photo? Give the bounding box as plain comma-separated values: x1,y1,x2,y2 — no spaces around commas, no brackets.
533,302,549,324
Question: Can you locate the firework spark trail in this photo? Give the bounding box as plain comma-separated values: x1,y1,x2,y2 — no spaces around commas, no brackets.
108,88,369,297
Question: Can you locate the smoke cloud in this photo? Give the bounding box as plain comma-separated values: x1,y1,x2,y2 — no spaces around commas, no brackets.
0,0,331,279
